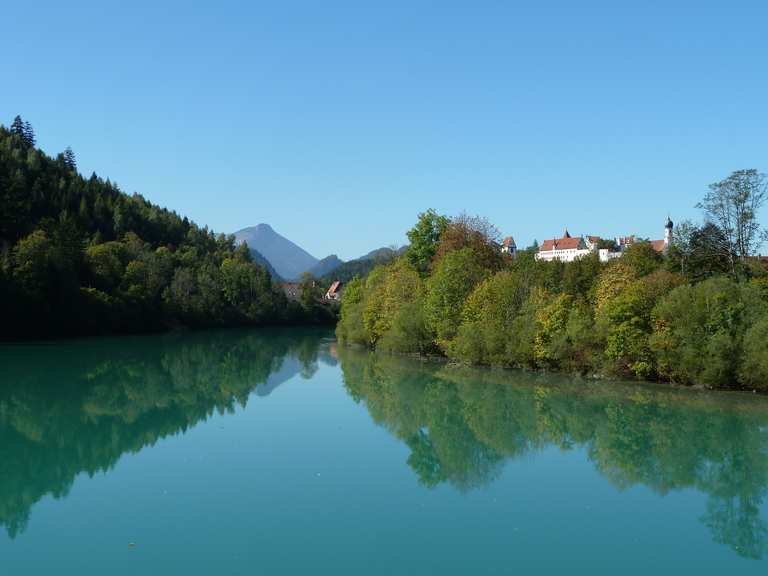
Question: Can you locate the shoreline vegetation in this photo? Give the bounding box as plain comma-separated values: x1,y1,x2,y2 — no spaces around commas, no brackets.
0,118,335,341
337,177,768,392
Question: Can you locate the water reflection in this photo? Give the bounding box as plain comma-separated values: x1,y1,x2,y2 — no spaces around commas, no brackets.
2,331,768,561
338,348,768,559
0,328,331,540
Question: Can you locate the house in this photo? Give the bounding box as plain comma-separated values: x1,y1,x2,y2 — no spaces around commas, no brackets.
536,229,596,262
324,281,343,301
501,236,517,256
535,218,674,263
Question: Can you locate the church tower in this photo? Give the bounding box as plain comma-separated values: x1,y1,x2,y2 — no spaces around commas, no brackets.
664,217,673,249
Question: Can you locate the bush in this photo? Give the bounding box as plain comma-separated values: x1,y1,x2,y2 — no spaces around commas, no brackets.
740,317,768,391
424,248,489,350
601,270,682,379
650,277,767,387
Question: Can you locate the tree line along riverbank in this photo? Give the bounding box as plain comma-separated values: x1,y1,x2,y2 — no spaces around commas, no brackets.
337,177,768,391
0,118,335,340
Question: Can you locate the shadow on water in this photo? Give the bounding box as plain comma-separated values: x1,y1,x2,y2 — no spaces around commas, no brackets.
0,328,333,540
338,347,768,560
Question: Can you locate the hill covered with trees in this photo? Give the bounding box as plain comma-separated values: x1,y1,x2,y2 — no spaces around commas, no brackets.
0,117,332,340
337,175,768,391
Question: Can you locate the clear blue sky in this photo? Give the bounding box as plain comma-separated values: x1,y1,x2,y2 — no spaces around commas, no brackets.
3,0,767,260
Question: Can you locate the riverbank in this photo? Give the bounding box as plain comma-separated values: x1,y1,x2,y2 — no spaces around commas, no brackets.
336,212,768,392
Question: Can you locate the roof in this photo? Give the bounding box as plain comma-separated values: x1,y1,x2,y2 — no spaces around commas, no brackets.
502,236,516,248
649,239,666,252
540,235,585,252
326,281,342,295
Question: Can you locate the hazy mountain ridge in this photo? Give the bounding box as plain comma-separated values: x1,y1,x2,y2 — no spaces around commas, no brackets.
320,246,406,283
234,223,404,282
233,224,319,280
307,255,344,278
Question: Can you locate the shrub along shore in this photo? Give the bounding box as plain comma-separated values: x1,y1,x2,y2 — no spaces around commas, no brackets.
337,196,768,391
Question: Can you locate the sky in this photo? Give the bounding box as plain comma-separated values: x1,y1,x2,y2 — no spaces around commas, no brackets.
3,0,767,260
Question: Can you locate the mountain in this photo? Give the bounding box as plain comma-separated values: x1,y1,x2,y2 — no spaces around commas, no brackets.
0,119,297,340
307,255,344,278
233,224,319,280
320,246,406,283
249,248,281,280
358,246,407,262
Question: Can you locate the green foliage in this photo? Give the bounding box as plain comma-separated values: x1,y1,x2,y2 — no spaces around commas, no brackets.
534,293,573,367
650,277,767,387
449,271,529,365
340,346,768,559
601,270,682,379
336,260,427,352
337,183,768,391
405,209,449,275
740,317,768,391
339,203,768,390
621,242,663,277
0,120,327,339
424,248,489,349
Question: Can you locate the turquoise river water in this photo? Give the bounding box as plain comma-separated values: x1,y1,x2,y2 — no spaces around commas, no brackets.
1,328,767,574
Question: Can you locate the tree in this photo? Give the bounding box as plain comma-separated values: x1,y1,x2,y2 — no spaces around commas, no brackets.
10,115,25,140
405,209,449,275
22,120,35,147
0,120,325,338
650,277,767,387
697,169,767,274
686,223,733,280
434,212,505,272
63,147,77,171
600,270,682,379
424,247,489,348
666,219,696,276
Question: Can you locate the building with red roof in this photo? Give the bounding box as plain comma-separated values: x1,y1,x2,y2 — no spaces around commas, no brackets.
536,229,596,262
535,218,674,263
324,281,343,301
501,236,517,256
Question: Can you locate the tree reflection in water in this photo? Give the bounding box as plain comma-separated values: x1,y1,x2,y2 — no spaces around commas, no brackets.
339,348,768,560
0,328,330,540
2,332,767,560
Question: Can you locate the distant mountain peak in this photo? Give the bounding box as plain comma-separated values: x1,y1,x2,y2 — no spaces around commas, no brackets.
307,254,344,278
233,224,319,281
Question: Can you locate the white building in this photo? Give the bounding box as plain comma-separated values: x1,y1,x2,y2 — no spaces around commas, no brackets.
535,229,601,262
535,219,674,263
501,236,517,256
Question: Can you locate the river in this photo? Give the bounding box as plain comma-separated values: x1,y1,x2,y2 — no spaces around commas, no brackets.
1,328,767,574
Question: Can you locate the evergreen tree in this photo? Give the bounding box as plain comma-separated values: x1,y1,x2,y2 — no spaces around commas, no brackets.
0,118,329,340
63,147,77,171
10,116,25,139
22,120,35,147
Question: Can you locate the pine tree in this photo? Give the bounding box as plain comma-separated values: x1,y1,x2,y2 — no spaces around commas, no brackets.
23,121,36,147
10,116,25,139
63,147,77,171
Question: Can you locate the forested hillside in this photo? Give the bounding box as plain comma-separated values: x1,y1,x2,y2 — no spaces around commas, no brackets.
320,246,403,284
0,117,330,339
338,191,768,391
